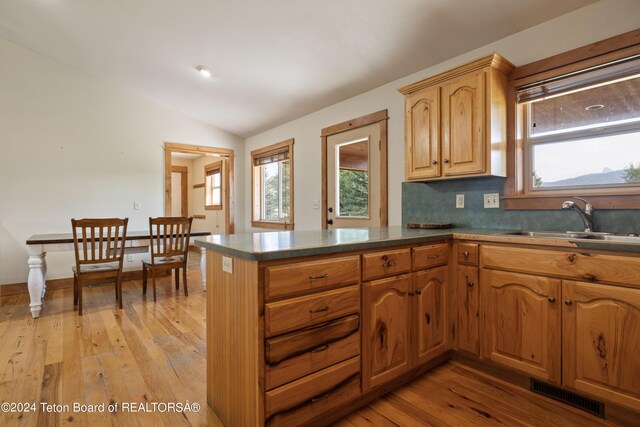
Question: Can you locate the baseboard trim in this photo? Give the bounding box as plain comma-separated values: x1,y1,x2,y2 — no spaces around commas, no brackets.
0,269,154,297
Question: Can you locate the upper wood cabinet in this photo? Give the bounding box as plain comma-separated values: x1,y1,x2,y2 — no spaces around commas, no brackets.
399,53,514,181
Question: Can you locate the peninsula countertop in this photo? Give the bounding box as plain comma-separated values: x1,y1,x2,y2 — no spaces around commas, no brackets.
194,226,640,261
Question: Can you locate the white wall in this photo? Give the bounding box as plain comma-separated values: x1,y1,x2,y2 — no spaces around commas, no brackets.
244,0,640,231
0,38,245,285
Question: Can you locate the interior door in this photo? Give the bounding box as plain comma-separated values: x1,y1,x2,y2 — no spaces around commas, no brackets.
326,123,381,228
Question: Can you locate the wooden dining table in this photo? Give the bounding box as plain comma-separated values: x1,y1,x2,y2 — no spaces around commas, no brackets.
25,230,211,318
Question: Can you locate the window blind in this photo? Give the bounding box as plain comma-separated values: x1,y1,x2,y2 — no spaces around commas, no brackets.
253,147,289,166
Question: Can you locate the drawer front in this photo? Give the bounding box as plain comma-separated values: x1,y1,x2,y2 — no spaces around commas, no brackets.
412,243,449,271
362,249,411,281
482,245,640,287
265,356,361,426
457,243,478,265
266,256,360,299
265,315,360,390
265,285,360,337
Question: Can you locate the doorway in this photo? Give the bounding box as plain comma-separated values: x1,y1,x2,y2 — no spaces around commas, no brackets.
165,142,235,234
321,110,388,229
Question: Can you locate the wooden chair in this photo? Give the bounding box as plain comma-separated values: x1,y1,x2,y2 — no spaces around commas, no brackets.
71,218,129,315
142,217,193,301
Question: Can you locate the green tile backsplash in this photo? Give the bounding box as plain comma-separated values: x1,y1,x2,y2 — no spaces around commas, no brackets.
402,177,640,234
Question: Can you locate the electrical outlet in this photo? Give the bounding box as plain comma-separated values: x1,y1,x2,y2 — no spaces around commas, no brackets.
133,201,142,210
456,194,464,209
127,254,134,262
483,193,500,209
312,200,319,209
222,256,233,274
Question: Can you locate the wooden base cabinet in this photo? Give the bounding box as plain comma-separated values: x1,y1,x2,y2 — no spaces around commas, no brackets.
413,267,448,365
362,265,449,392
563,280,640,411
362,275,412,392
455,264,479,354
481,269,561,383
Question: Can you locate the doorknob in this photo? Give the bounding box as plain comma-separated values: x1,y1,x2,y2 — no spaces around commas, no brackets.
326,219,333,225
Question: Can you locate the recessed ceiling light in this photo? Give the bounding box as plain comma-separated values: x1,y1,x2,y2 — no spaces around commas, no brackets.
195,65,212,78
585,104,604,111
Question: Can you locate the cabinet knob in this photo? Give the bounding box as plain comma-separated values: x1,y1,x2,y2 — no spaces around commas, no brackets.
432,160,438,165
463,251,470,258
415,289,422,295
467,281,474,288
565,299,573,306
443,159,449,164
408,291,414,296
548,296,556,303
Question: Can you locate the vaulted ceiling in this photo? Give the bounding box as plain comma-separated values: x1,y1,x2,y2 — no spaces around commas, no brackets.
0,0,597,137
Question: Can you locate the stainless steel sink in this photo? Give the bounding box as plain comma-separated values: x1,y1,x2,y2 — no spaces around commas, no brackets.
497,230,640,243
498,231,591,239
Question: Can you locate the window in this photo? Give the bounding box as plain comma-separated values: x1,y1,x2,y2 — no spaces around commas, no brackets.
505,29,640,209
519,60,640,193
205,161,222,210
251,139,294,229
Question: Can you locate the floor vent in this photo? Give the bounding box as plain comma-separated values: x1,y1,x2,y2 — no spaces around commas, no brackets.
530,379,605,418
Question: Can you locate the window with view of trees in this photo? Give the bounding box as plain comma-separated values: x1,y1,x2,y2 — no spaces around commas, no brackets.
205,161,222,210
518,57,640,193
251,139,294,229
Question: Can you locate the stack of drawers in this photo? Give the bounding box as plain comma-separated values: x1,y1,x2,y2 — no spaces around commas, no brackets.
263,255,362,426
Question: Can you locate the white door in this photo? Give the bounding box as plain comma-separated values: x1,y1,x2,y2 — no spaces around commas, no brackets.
326,123,381,228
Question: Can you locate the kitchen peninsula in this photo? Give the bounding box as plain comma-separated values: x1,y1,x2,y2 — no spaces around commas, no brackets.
196,226,640,426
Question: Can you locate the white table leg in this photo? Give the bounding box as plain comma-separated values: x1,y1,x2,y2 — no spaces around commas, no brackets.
200,247,207,290
27,246,45,318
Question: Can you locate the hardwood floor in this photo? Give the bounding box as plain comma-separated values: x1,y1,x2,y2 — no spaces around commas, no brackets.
0,253,628,426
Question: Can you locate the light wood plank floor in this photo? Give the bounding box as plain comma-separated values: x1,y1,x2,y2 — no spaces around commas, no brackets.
0,253,627,426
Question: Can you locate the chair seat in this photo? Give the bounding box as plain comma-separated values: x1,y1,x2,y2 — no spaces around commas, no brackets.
142,256,185,266
73,262,120,274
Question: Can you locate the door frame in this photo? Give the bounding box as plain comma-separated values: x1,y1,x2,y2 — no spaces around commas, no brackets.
171,165,189,216
321,110,388,229
164,142,235,233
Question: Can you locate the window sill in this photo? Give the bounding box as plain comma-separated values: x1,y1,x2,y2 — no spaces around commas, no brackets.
251,220,294,230
205,205,223,211
503,193,640,210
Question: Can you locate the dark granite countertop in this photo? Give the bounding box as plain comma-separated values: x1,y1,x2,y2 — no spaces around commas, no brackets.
194,226,640,261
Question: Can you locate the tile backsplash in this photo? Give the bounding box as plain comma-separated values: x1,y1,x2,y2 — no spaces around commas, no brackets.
402,177,640,234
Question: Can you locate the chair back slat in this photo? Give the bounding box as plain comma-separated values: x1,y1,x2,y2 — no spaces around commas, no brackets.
71,218,129,268
148,217,193,260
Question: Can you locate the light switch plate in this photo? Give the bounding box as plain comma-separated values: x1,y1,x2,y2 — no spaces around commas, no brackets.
222,256,233,274
133,201,142,210
456,194,464,209
483,193,500,209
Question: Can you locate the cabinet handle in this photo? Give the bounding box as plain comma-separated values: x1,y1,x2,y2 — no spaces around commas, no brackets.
309,274,329,280
310,392,330,403
426,255,439,259
548,296,556,303
467,281,474,288
443,159,449,164
415,289,422,295
463,251,470,258
310,344,329,353
565,299,573,306
432,160,438,165
310,306,329,314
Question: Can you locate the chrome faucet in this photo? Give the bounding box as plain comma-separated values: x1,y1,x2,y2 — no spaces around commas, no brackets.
561,196,594,232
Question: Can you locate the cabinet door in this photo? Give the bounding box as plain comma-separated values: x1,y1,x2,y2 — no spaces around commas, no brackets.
362,275,411,392
456,265,479,355
413,267,448,365
481,269,561,383
442,70,485,176
563,281,640,411
405,86,440,180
